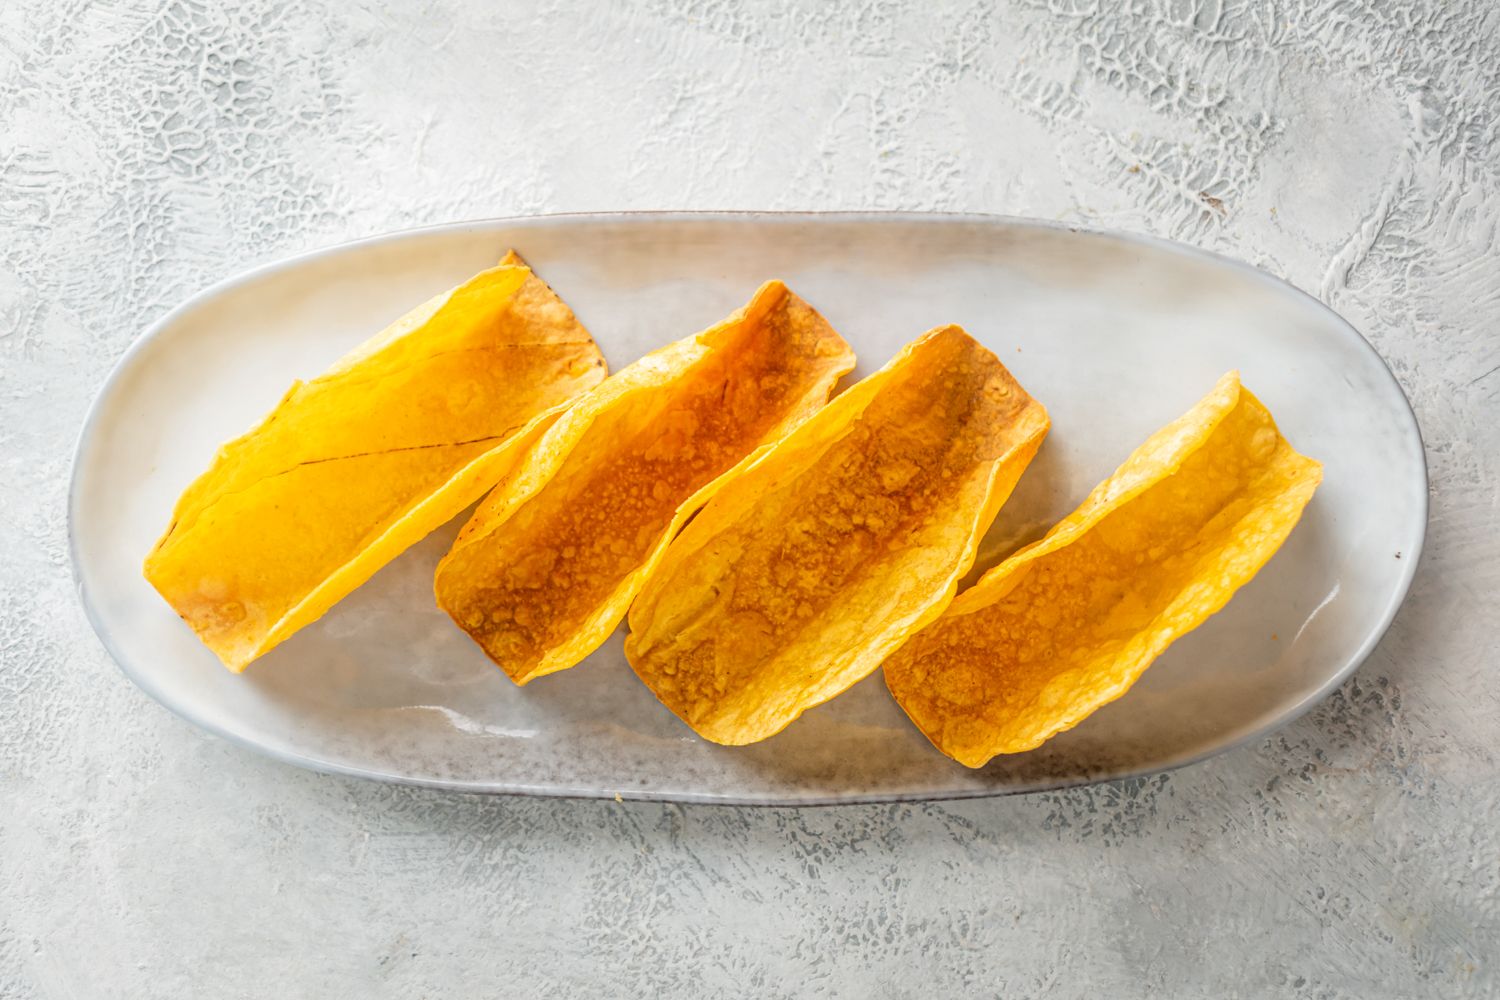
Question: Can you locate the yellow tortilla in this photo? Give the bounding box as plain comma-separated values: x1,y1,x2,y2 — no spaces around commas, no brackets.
435,280,856,684
625,326,1050,745
144,252,606,671
883,372,1323,767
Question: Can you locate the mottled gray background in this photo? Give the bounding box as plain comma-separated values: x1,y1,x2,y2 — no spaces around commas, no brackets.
2,1,1496,997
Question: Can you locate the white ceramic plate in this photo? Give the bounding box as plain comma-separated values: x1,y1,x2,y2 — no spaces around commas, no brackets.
70,213,1427,804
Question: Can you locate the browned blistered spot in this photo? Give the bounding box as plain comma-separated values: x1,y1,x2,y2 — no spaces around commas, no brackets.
439,289,852,681
713,355,996,669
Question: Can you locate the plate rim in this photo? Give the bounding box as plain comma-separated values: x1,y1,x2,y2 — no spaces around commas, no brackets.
67,210,1430,806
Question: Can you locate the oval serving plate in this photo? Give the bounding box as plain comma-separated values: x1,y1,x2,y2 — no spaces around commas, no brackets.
70,213,1427,804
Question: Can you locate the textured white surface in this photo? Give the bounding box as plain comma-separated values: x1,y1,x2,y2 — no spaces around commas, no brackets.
1,0,1496,996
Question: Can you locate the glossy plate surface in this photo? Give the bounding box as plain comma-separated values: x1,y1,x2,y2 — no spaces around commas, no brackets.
70,213,1427,804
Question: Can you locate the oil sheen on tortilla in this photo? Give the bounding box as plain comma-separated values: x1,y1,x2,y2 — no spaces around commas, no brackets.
144,253,606,671
625,326,1050,746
